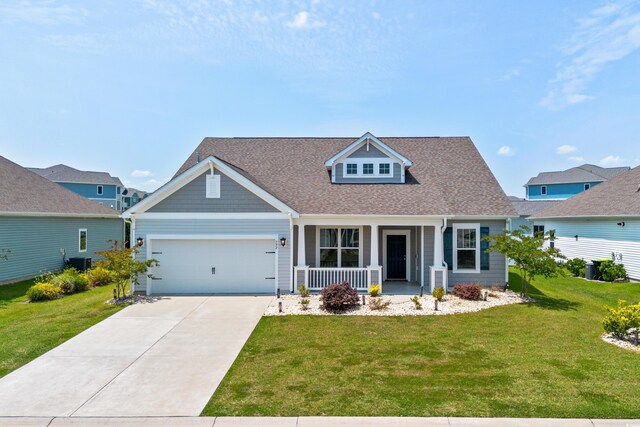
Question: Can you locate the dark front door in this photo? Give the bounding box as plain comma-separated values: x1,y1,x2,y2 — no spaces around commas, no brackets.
387,235,407,280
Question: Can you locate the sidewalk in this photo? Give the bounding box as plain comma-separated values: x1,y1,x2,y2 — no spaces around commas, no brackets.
1,417,638,427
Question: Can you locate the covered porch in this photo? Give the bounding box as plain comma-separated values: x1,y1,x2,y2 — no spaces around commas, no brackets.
292,218,448,294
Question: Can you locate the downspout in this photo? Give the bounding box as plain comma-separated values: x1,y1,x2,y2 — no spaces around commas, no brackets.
441,217,448,269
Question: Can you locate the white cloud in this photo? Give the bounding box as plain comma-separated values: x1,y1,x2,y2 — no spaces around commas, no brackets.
599,155,623,166
286,11,325,29
0,2,87,25
499,67,521,81
372,11,381,21
568,156,585,162
497,146,514,157
540,2,640,110
556,145,577,154
131,170,154,177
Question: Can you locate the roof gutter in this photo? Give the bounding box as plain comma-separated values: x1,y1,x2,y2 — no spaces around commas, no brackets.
532,214,640,220
0,211,120,219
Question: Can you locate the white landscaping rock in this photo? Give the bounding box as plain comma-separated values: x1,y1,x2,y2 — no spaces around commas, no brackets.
265,290,532,317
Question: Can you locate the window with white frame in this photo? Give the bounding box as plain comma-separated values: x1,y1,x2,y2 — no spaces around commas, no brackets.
453,223,479,273
346,163,358,175
97,185,103,195
79,229,87,252
379,163,390,175
341,159,395,179
363,163,374,175
318,227,360,268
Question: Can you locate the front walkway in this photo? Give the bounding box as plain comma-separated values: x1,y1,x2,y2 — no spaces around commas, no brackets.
0,416,636,426
0,296,272,417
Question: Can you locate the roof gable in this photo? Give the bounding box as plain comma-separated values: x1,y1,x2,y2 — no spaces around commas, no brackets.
324,132,413,168
124,156,298,217
28,164,121,186
526,164,631,186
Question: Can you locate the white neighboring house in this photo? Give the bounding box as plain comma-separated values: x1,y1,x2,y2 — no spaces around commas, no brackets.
531,165,640,280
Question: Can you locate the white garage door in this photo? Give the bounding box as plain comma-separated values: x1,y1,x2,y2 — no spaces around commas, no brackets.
148,238,277,294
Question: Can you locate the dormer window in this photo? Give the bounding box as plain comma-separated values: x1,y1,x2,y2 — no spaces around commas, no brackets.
346,163,358,175
379,163,390,175
363,163,374,175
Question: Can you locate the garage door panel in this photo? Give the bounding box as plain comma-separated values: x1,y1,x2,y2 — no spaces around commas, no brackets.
149,239,276,294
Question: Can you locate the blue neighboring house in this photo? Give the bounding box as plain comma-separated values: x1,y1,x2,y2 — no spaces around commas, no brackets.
28,164,125,211
122,188,149,210
525,164,629,200
1,156,124,284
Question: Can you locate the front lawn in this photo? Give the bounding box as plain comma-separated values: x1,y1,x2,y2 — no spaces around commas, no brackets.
0,279,124,378
203,271,640,418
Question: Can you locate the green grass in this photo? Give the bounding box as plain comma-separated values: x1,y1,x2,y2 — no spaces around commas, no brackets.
203,270,640,418
0,279,125,378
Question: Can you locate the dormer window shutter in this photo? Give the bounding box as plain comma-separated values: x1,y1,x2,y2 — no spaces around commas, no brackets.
206,174,220,198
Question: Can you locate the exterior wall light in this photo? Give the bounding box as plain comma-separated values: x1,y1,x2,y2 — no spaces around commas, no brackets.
136,237,144,247
617,222,625,227
280,237,287,247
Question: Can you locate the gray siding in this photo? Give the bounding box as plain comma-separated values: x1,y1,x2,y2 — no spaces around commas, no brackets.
347,144,388,158
422,226,435,288
133,218,290,292
148,170,279,213
447,220,507,288
334,163,403,184
0,216,123,284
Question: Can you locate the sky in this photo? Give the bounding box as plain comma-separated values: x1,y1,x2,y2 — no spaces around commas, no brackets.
1,0,639,196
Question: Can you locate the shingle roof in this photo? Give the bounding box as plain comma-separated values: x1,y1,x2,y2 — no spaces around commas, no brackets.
124,187,148,198
531,165,640,218
0,156,120,216
508,196,561,217
28,164,122,186
525,164,630,186
175,137,516,216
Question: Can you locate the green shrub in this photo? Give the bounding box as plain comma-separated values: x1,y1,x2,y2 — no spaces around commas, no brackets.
320,281,360,311
369,297,391,311
600,260,627,282
297,283,310,298
368,284,381,297
432,287,445,302
602,300,640,339
565,258,586,277
27,282,62,302
86,267,115,287
51,268,89,294
452,283,483,300
410,296,422,310
299,298,310,310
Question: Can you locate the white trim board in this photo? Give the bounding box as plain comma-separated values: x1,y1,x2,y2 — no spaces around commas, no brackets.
122,156,299,218
324,132,413,168
382,230,411,281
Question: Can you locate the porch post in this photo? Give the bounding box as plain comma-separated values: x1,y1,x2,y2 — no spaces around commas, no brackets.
297,224,306,266
370,224,379,267
433,224,443,267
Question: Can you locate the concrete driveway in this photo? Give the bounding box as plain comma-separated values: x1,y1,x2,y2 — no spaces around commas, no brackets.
0,296,272,417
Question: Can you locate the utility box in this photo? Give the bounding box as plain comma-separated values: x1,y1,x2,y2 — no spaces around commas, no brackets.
68,257,92,272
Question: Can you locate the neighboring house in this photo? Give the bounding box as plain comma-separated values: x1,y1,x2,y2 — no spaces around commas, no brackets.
122,132,516,295
531,165,640,280
122,188,149,210
508,196,560,235
525,164,629,200
0,156,124,284
28,164,125,211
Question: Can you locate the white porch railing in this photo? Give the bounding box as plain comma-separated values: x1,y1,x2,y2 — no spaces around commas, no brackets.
295,266,382,291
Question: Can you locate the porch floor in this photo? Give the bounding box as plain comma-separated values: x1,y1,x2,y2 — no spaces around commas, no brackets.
382,281,423,295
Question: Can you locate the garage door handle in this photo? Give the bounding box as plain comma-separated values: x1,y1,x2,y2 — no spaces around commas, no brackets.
265,277,275,280
212,267,216,275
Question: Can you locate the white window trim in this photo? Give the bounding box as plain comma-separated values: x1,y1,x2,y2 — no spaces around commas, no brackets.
79,228,87,253
97,185,103,195
540,185,547,196
382,229,411,281
315,226,363,268
341,159,395,178
453,223,480,274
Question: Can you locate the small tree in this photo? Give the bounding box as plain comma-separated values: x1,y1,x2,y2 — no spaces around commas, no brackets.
96,241,158,300
483,225,564,296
